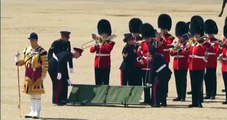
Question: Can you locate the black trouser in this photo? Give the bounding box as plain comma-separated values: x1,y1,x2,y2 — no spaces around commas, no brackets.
121,68,142,86
189,70,204,106
121,69,134,86
95,68,110,85
152,72,171,105
222,72,227,101
142,70,151,103
48,61,68,104
174,69,187,100
134,68,142,86
204,68,217,98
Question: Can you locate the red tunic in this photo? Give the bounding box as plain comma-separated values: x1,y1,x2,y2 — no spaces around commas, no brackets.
188,43,208,70
170,45,189,70
156,33,174,64
221,38,227,72
140,40,150,70
133,36,143,68
206,38,221,68
90,41,115,68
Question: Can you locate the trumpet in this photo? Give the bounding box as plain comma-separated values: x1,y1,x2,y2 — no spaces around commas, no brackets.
81,39,96,49
81,34,117,49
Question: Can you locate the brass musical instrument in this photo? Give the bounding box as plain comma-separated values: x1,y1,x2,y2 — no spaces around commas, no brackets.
80,34,117,50
81,39,96,49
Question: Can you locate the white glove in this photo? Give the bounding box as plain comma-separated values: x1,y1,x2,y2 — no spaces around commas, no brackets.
57,73,62,80
14,52,20,63
67,79,72,86
210,42,215,46
146,83,152,87
69,68,74,73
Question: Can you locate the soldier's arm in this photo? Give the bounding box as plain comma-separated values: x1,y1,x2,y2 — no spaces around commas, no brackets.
16,48,27,66
40,49,48,80
48,41,57,60
68,41,73,69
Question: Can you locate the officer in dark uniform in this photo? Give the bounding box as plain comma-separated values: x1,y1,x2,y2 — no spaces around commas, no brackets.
148,45,172,107
48,50,80,105
48,31,74,73
120,33,138,86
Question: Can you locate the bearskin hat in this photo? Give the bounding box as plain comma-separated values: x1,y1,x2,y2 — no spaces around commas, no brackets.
204,19,218,34
224,25,227,38
97,19,112,36
129,18,143,33
190,20,204,36
140,23,155,38
175,21,189,36
158,14,172,31
190,15,204,23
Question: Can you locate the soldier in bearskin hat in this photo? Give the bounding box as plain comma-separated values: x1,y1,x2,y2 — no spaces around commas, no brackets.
188,20,208,108
119,33,138,86
126,18,143,86
221,17,227,93
139,23,159,104
156,13,175,65
90,19,115,85
220,23,227,104
187,15,204,95
203,19,221,100
170,21,189,102
129,18,143,42
15,32,48,118
138,23,155,104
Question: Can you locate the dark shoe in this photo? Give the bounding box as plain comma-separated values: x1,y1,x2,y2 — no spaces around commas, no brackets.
24,115,33,118
188,104,197,108
33,116,40,119
204,96,210,99
152,104,160,107
210,96,215,100
181,99,185,102
141,101,151,105
57,102,67,106
187,91,192,95
173,97,181,101
222,89,226,92
222,101,227,104
198,104,203,108
160,103,167,107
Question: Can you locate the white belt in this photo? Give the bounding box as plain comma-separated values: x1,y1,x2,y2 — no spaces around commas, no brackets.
156,64,166,73
207,52,216,56
52,53,58,61
173,55,184,58
163,49,170,52
96,54,110,57
141,68,150,70
189,55,207,62
143,56,148,59
189,55,205,59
